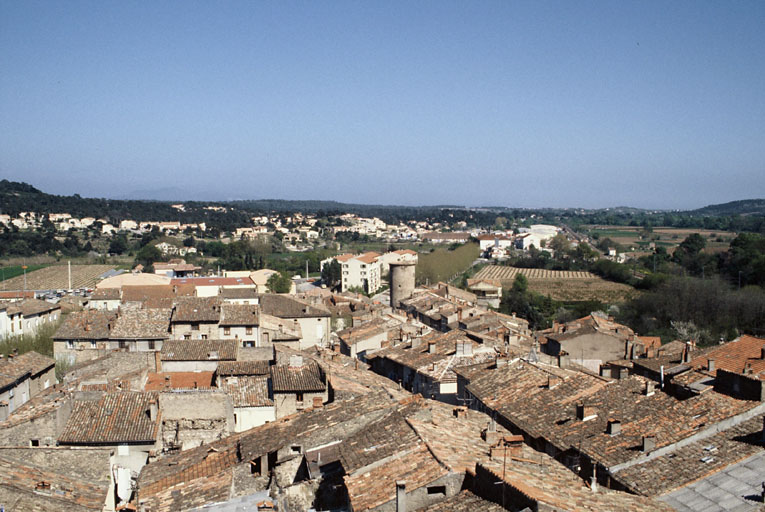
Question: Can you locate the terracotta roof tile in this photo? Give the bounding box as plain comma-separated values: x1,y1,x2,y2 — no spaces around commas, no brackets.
58,391,159,444
160,339,238,361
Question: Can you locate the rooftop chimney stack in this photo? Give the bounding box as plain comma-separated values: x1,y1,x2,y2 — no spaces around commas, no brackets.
576,403,596,422
707,359,715,372
149,400,158,422
547,375,561,389
644,381,656,397
642,435,656,453
428,341,436,354
606,419,621,436
396,481,407,512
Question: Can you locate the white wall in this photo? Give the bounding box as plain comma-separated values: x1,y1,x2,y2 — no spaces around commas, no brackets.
234,406,276,432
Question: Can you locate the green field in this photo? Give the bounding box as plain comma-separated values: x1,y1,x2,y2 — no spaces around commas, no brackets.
0,264,48,282
416,242,480,285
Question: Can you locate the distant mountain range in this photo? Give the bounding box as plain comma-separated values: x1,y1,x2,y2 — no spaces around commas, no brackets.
1,179,764,219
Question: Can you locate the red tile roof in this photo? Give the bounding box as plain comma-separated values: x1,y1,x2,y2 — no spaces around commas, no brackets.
59,392,159,445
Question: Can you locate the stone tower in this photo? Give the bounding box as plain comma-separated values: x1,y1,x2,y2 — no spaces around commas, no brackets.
389,261,416,309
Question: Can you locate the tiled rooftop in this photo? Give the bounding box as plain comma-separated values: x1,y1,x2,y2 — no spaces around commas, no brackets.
59,391,159,444
171,296,222,323
270,360,325,392
53,310,116,340
218,303,260,326
215,360,270,376
220,375,273,407
0,351,55,389
160,339,238,361
258,294,330,318
110,308,171,339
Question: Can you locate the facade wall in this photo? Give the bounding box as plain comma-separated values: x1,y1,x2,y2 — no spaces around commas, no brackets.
159,392,233,451
29,367,55,397
274,390,328,419
234,406,276,432
0,378,30,419
547,333,626,372
295,317,330,349
219,325,260,345
172,322,218,340
370,473,464,512
161,360,219,373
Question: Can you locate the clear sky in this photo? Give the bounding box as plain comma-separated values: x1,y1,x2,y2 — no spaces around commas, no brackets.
1,1,764,209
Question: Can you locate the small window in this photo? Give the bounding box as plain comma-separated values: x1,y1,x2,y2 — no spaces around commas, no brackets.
118,341,127,349
290,445,301,454
201,334,208,340
67,340,74,349
427,486,446,497
148,340,156,350
296,392,304,402
244,341,255,348
90,341,97,349
184,334,191,340
246,327,253,335
224,327,231,336
191,323,199,331
30,439,40,447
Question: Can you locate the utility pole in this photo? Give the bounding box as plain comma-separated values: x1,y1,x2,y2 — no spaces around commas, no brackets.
68,260,72,290
305,260,309,279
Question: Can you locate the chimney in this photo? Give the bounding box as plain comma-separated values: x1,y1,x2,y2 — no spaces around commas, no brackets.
642,435,656,452
482,419,498,445
547,375,561,389
606,419,621,436
576,403,596,422
155,351,162,372
148,400,158,422
396,481,407,512
411,338,422,349
682,342,691,363
644,381,656,397
428,341,436,354
289,355,304,368
453,406,467,418
707,359,715,372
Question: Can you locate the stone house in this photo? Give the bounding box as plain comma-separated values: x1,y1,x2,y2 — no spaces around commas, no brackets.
159,339,238,373
218,303,260,346
259,294,331,349
0,351,56,421
170,296,222,340
270,356,327,418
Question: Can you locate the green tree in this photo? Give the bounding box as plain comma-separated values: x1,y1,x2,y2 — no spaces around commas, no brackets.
135,244,162,269
267,271,293,293
108,235,129,255
321,259,342,289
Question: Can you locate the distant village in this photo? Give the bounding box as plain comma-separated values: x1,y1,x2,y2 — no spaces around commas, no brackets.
0,211,764,512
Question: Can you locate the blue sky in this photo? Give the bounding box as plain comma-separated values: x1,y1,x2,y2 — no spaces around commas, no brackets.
1,1,764,209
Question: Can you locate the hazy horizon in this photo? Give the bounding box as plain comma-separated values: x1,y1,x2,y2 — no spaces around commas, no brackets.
2,1,764,210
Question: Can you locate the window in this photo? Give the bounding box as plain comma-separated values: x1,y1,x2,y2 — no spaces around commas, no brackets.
296,392,304,402
224,327,231,336
244,341,255,348
67,340,74,350
246,327,253,335
191,323,199,331
148,340,156,350
427,486,446,497
201,334,208,340
30,439,40,447
90,341,97,349
184,334,191,340
119,341,127,349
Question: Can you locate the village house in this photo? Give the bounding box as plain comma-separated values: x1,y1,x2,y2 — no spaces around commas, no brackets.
466,278,503,308
171,276,255,297
218,303,260,346
336,315,410,360
0,351,55,421
58,391,161,506
4,299,60,338
219,286,260,305
89,287,121,310
153,260,201,278
170,296,222,340
109,308,171,353
53,309,117,364
540,312,640,372
258,294,331,348
271,355,328,418
159,339,238,373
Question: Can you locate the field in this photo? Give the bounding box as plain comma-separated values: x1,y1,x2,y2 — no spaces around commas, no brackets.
473,265,635,302
416,243,480,285
0,264,117,291
585,226,735,255
0,264,48,282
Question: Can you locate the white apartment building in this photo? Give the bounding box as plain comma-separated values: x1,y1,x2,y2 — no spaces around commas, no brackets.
322,252,383,293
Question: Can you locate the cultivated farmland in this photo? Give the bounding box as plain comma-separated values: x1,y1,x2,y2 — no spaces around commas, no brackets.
0,264,117,291
473,265,635,302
